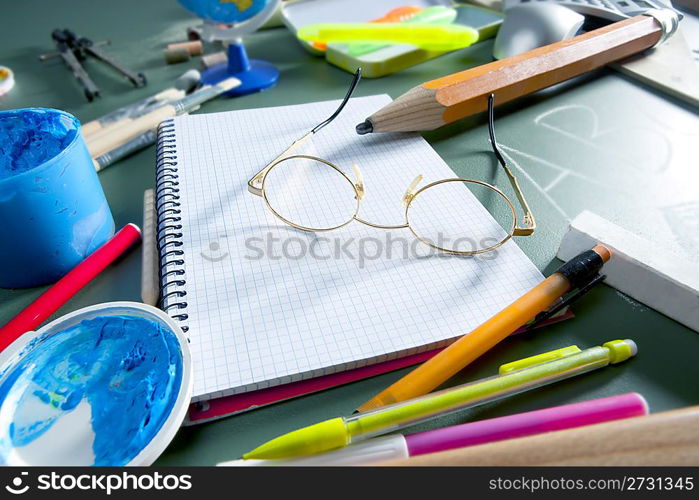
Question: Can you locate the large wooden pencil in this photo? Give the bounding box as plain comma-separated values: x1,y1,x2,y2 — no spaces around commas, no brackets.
380,406,699,466
356,15,664,134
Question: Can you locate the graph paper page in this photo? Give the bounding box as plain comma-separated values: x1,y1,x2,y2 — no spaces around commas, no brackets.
170,95,544,400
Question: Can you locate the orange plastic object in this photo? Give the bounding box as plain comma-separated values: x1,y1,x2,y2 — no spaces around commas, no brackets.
310,5,423,52
373,5,423,23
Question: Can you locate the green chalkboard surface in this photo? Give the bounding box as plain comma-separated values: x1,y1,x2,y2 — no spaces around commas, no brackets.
0,0,697,466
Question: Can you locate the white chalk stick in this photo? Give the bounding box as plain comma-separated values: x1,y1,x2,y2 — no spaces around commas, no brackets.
557,211,699,332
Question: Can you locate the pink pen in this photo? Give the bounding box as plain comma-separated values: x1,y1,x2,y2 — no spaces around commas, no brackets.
222,393,649,466
405,392,648,456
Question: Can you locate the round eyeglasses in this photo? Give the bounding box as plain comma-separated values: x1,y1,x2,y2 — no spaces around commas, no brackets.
248,69,535,256
259,154,520,255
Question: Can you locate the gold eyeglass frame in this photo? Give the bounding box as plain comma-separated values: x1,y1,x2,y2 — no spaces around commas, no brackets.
247,70,536,256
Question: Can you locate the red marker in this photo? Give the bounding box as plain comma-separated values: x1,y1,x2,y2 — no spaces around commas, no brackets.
0,223,142,351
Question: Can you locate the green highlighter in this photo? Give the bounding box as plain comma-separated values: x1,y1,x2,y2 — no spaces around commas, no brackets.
244,340,637,460
345,6,460,57
297,23,479,51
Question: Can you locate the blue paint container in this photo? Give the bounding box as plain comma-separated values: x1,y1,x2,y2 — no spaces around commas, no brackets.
0,302,192,466
0,108,115,288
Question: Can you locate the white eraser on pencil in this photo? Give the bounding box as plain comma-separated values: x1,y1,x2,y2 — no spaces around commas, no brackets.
557,210,699,332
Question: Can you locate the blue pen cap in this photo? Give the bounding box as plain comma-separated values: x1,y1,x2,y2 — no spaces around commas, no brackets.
0,108,115,288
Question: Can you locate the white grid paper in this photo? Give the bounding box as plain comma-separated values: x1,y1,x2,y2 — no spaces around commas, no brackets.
170,95,544,401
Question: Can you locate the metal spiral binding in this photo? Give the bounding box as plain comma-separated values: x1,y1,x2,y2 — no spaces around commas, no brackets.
155,119,189,334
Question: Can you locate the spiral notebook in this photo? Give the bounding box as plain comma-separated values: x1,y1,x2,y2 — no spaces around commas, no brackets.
155,95,544,403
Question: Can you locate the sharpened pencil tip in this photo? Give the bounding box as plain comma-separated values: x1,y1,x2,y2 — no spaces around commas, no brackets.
356,120,373,135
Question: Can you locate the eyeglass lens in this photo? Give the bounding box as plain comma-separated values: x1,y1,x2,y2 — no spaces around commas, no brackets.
407,180,515,254
262,156,359,231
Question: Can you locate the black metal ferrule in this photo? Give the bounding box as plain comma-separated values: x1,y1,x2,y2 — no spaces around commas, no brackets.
556,249,605,289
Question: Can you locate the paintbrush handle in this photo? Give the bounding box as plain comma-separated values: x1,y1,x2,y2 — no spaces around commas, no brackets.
87,105,175,158
381,406,699,466
364,15,664,133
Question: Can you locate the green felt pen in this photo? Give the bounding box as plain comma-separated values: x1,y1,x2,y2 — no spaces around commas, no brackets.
243,340,637,460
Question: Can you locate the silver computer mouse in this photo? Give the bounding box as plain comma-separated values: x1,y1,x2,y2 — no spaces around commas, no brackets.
493,3,585,60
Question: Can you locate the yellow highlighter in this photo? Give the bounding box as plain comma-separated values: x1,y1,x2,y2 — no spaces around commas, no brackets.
297,23,479,51
244,339,637,460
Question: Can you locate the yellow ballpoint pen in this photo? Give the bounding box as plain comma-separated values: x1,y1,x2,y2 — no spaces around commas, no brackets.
243,339,637,460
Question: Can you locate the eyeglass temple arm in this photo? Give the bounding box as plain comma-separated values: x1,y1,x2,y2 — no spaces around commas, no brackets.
503,164,535,236
487,94,535,236
247,131,315,196
248,68,362,197
402,175,423,205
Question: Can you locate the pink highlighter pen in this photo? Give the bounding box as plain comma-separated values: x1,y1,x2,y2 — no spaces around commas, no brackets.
221,393,649,466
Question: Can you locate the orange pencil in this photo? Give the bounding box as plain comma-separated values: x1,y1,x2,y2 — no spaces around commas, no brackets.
356,245,612,412
356,14,670,134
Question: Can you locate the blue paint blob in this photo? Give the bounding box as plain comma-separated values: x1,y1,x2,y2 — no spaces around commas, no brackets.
0,316,183,466
0,110,76,180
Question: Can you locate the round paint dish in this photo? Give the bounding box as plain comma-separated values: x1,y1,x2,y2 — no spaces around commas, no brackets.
0,302,192,466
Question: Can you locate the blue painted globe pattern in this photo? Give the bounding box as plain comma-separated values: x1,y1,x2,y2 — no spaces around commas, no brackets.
178,0,270,24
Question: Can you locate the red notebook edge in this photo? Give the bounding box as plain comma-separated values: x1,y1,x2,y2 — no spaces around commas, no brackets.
184,308,575,425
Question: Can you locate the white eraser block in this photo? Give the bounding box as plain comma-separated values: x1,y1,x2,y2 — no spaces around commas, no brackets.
558,211,699,332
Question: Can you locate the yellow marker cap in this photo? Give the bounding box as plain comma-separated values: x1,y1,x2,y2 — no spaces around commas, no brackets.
243,417,349,460
603,339,638,363
498,345,582,374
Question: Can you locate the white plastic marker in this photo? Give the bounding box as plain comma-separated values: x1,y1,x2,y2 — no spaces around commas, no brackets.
87,77,240,158
558,210,699,331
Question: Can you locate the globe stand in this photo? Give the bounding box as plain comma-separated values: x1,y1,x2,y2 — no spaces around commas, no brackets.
201,41,279,97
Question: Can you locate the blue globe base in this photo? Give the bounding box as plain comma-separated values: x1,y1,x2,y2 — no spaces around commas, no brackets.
201,43,279,97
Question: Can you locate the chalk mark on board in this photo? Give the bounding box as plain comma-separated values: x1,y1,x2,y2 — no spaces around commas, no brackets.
533,104,672,173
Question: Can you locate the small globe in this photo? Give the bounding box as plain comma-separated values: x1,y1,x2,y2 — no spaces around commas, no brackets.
177,0,281,96
178,0,271,25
